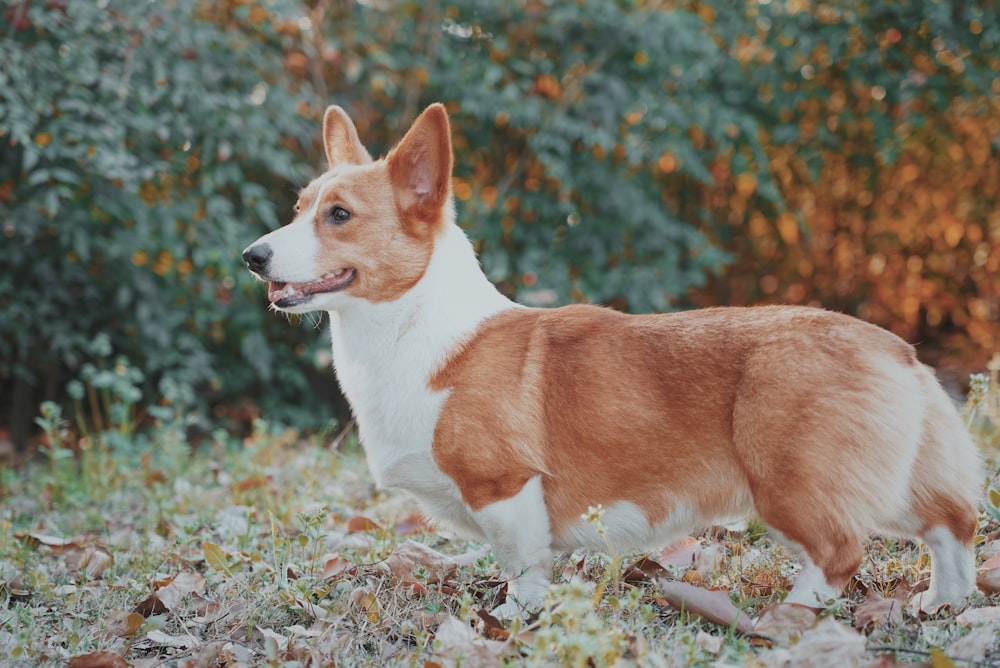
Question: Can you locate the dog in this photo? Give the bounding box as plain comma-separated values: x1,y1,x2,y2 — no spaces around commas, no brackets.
243,103,982,619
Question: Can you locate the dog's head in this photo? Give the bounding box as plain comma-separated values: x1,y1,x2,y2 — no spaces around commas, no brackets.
243,103,454,313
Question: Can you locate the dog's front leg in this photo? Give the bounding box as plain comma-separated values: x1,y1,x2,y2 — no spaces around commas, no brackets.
472,475,553,619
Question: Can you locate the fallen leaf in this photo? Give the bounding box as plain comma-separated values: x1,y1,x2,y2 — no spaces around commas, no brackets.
657,578,753,633
203,542,239,576
347,516,383,533
146,628,201,649
976,567,1000,594
955,606,1000,627
623,556,670,583
929,647,960,667
906,588,950,617
980,546,1000,571
135,571,206,617
99,609,145,641
133,593,167,617
658,536,702,568
66,545,114,579
286,624,323,638
321,555,354,580
384,539,457,582
191,598,236,625
260,627,289,651
291,596,337,622
67,651,130,668
753,602,818,644
781,617,865,665
21,532,73,548
475,608,509,640
854,593,903,632
946,622,1000,663
154,571,206,610
432,614,504,668
188,641,228,667
695,630,723,655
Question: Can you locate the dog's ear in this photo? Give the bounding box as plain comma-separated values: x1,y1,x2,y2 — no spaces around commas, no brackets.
387,103,453,231
323,105,372,168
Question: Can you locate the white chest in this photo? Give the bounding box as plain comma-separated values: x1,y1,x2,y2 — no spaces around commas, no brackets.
324,223,514,536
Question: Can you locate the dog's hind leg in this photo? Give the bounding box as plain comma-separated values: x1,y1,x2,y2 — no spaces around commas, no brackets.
902,381,981,610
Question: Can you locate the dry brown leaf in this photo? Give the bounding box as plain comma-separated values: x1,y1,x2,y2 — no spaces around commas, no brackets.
347,515,383,533
695,630,723,655
853,593,903,632
133,593,167,617
955,606,1000,627
657,536,702,568
154,571,206,610
99,609,145,641
21,532,74,548
475,608,509,641
146,628,201,649
980,545,1000,571
188,640,229,668
432,614,504,668
135,571,207,617
321,555,354,580
778,617,866,666
291,595,337,622
67,650,131,668
657,578,753,633
65,545,114,579
753,602,818,645
623,556,671,583
384,539,457,582
976,567,1000,594
191,598,237,625
947,622,1000,663
260,627,289,651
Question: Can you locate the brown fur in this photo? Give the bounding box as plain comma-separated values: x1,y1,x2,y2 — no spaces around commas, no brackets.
431,303,978,591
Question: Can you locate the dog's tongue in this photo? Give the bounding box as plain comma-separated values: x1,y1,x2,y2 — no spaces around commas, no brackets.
268,282,298,302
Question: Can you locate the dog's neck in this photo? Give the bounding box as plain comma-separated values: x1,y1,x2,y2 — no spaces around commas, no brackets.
326,220,515,472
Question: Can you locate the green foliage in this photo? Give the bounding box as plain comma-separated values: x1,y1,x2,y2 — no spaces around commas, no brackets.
0,0,327,432
317,0,759,310
2,0,997,436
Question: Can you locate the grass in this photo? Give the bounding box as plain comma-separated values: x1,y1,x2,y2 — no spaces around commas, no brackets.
1,381,999,667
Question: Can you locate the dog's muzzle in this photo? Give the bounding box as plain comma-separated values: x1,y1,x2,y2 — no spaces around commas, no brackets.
243,243,272,276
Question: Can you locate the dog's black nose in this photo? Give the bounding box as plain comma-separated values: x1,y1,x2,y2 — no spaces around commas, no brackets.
243,243,273,274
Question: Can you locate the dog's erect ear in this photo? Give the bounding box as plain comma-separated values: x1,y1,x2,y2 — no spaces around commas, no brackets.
323,105,372,168
387,103,453,230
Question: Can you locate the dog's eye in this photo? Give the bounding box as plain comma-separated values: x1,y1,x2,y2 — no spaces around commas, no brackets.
293,202,301,213
328,206,351,224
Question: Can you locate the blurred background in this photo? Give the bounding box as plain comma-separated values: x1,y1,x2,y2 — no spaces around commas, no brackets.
1,0,998,453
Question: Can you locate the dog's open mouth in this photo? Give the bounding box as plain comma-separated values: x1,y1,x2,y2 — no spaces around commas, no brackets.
267,268,356,307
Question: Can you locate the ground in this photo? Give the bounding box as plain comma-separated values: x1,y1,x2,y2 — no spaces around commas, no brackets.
0,398,998,667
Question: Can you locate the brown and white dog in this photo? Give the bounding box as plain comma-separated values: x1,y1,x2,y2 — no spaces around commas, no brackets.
243,103,982,618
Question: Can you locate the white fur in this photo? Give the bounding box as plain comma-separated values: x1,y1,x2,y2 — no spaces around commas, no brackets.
556,501,697,553
921,526,977,608
328,221,514,481
473,475,553,618
784,553,841,607
249,171,348,289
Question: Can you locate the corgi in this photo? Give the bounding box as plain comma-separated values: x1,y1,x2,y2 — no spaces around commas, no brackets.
243,103,982,618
